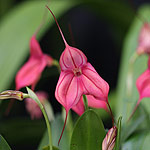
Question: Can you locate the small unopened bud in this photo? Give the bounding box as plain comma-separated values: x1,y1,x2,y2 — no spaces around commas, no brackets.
102,126,117,150
0,90,24,100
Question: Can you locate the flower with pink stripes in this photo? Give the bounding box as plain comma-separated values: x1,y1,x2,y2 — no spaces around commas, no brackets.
46,6,110,145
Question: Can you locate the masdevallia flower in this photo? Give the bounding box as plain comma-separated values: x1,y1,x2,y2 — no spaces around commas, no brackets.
46,5,110,144
16,35,53,90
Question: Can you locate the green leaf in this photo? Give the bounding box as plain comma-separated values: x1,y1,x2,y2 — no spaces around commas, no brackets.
122,125,150,150
114,117,122,150
122,132,146,150
121,105,149,143
26,87,42,109
141,131,150,150
116,4,150,123
70,109,106,150
0,135,11,150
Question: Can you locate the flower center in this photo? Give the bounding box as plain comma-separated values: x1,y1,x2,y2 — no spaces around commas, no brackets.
73,68,82,76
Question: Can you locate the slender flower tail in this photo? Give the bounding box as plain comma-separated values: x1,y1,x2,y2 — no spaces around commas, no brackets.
107,101,114,126
128,100,140,122
46,5,68,46
58,110,68,145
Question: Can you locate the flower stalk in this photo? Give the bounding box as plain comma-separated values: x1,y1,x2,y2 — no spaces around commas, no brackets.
83,95,88,111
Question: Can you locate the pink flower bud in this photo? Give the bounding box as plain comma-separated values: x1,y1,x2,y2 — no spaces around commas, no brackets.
137,23,150,55
102,126,117,150
0,90,23,100
25,91,48,119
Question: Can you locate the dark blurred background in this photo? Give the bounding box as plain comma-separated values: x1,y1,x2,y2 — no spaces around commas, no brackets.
0,0,150,149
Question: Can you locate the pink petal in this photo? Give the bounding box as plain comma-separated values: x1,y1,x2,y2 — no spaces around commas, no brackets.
137,23,150,55
30,35,43,58
81,63,109,101
60,45,87,71
72,98,84,116
16,57,47,90
44,54,54,67
136,69,150,101
86,95,107,110
72,95,107,116
55,71,83,111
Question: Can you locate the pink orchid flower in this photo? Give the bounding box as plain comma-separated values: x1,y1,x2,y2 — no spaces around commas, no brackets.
129,57,150,120
137,23,150,55
136,57,150,105
16,35,53,90
25,91,48,119
72,95,108,116
46,6,109,144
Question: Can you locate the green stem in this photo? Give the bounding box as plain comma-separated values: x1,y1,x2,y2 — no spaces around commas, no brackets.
41,106,53,150
26,89,53,150
53,59,61,72
83,95,88,111
107,102,114,126
22,93,30,99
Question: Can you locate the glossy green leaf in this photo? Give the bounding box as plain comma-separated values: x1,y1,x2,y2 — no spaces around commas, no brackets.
114,117,122,150
0,135,11,150
116,4,150,123
70,109,106,150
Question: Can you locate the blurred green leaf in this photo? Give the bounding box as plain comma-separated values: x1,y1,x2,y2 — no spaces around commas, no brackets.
0,135,11,150
122,128,150,150
38,114,70,150
122,132,146,150
121,105,150,143
141,131,150,150
70,109,105,150
116,4,150,123
114,117,122,150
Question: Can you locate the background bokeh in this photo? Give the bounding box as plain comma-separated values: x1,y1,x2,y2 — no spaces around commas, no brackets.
0,0,150,149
